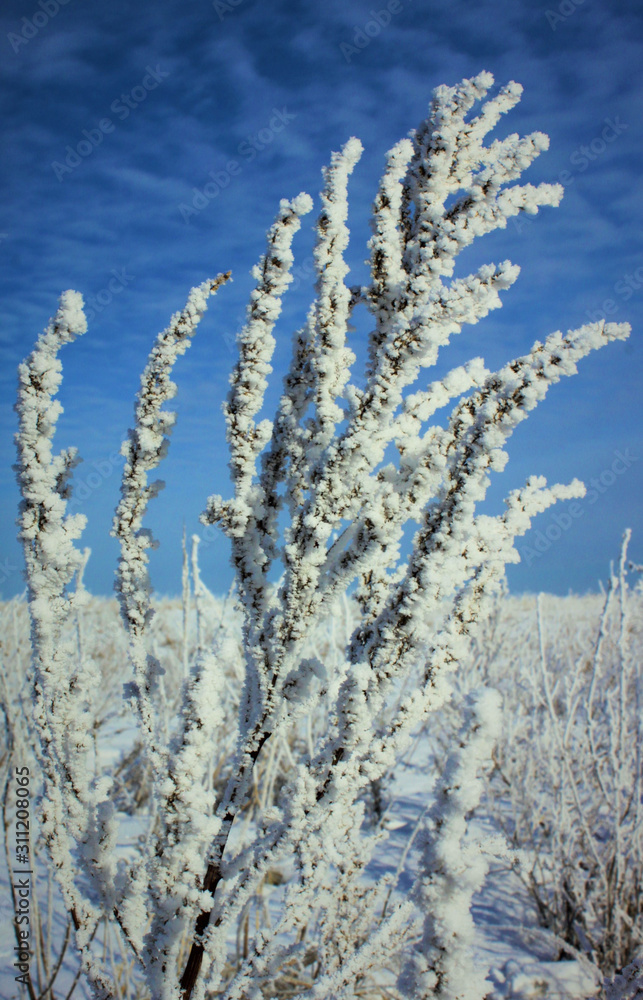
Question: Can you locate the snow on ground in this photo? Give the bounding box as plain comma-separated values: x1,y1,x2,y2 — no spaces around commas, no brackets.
2,586,638,999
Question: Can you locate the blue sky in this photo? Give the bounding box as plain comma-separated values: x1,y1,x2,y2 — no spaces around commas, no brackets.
1,0,641,599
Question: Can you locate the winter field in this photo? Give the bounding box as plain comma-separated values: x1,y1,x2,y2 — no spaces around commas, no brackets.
5,71,641,1000
2,536,641,1000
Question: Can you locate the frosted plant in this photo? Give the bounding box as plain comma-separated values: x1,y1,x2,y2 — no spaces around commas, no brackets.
605,960,643,1000
398,689,509,1000
482,532,643,984
14,278,231,998
14,71,631,1000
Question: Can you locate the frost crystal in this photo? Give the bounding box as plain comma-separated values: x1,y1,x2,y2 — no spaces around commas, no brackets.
14,73,631,1000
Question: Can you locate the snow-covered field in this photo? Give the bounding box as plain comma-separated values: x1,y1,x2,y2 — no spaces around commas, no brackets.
1,572,641,999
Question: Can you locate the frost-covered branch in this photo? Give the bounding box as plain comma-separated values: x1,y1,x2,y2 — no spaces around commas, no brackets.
184,72,630,1000
113,273,230,788
15,291,119,999
398,689,504,1000
14,71,634,1000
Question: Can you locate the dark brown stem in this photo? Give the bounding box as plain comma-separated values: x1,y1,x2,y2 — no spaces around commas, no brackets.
179,727,271,999
179,861,223,1000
